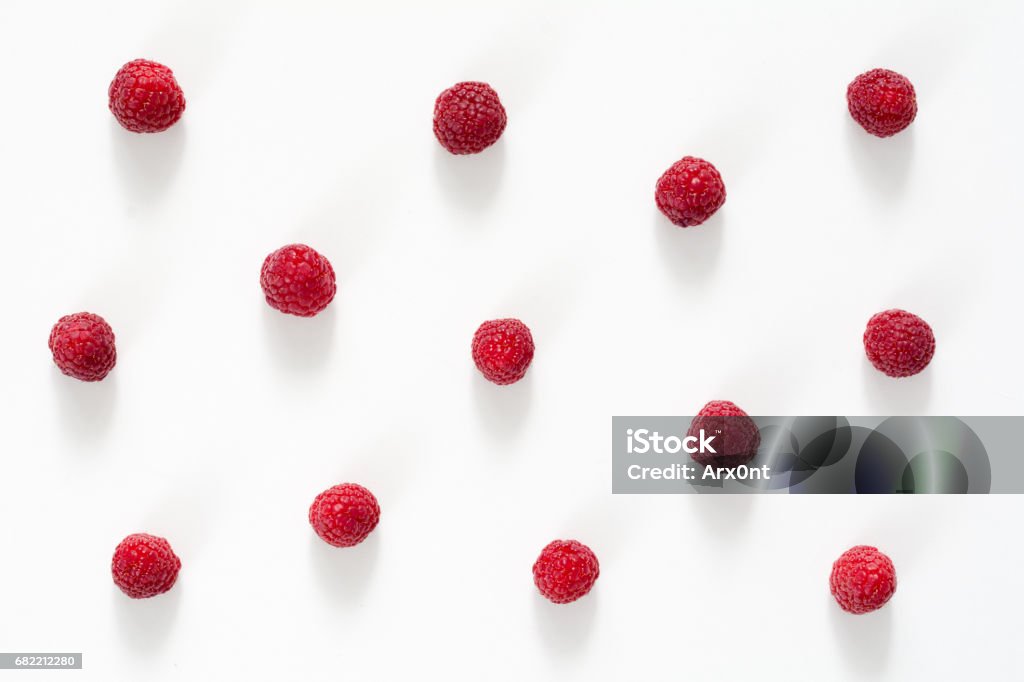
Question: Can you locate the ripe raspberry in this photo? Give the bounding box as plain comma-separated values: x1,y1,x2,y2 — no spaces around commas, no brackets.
847,68,917,138
260,244,337,317
533,539,600,604
655,156,726,227
309,483,380,548
48,312,117,382
471,318,535,385
108,59,186,133
830,545,897,614
111,533,181,599
863,309,935,378
433,81,507,155
687,400,761,468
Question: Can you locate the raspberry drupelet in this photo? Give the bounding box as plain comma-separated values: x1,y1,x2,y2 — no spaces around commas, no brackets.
260,244,337,317
863,309,935,378
655,156,726,227
687,400,761,468
309,483,381,548
108,59,186,133
111,533,181,599
533,539,600,604
830,545,897,614
49,312,117,382
847,68,917,138
433,81,507,154
471,318,535,385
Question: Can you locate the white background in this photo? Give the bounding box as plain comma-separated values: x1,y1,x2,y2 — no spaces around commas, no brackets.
1,1,1022,680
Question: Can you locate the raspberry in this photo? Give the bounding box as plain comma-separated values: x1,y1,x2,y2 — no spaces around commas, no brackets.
433,82,507,155
309,483,380,548
260,244,337,317
863,309,935,378
471,318,535,385
655,156,726,227
847,68,917,138
532,539,600,604
830,545,897,614
48,312,117,382
108,59,186,133
111,533,181,599
687,400,761,468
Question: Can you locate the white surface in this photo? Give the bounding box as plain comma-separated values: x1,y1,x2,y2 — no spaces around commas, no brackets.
0,1,1022,680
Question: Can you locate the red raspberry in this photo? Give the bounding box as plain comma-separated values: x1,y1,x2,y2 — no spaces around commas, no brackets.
532,539,600,604
471,318,535,385
48,312,117,382
655,156,726,227
830,545,897,614
309,483,380,548
108,59,186,133
687,400,761,468
111,533,181,599
863,309,935,378
847,68,917,138
260,244,337,317
433,81,507,155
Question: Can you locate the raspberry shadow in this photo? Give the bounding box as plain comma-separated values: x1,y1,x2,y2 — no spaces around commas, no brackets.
845,119,914,203
308,531,380,606
471,371,533,443
50,370,118,446
109,121,186,206
827,593,893,675
261,305,336,372
685,493,756,540
532,587,598,656
433,141,507,214
112,580,181,652
860,361,933,413
653,209,724,288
